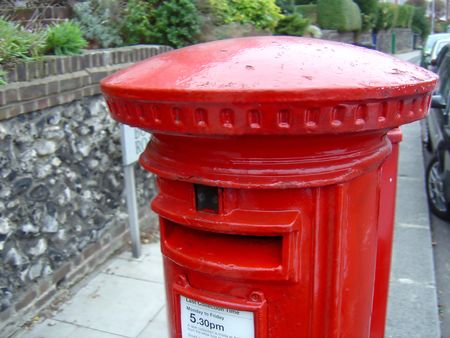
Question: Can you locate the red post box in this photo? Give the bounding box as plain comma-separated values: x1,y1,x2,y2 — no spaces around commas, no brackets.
101,37,437,338
371,128,402,338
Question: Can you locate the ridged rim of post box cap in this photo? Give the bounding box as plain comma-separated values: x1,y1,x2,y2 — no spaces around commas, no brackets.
101,36,438,136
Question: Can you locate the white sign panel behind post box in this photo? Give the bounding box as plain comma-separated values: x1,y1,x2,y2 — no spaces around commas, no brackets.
120,124,151,258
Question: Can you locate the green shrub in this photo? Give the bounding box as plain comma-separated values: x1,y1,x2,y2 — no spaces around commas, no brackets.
276,0,296,13
353,0,378,30
0,18,45,65
209,0,231,23
317,0,362,32
411,6,430,39
0,67,6,86
353,0,377,17
122,0,200,48
277,0,317,14
396,4,415,28
375,3,399,31
275,12,310,35
146,0,201,48
73,0,124,48
122,0,152,45
345,1,362,31
230,0,283,30
209,0,283,31
44,21,87,55
295,4,317,24
196,0,275,42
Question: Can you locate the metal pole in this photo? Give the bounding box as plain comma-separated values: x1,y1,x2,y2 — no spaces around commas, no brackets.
446,0,449,21
391,32,396,54
432,0,436,34
123,164,142,258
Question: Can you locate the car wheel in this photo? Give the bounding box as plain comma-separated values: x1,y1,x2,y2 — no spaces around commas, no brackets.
426,157,450,220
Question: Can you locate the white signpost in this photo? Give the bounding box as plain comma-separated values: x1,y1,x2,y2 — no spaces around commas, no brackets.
120,124,151,258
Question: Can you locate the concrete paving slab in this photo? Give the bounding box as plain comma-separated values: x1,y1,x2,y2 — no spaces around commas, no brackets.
386,281,441,338
137,320,169,338
390,224,436,285
118,243,162,262
395,50,421,63
104,255,164,284
53,273,165,338
395,177,431,226
66,326,127,338
17,320,78,338
17,319,127,338
136,307,169,338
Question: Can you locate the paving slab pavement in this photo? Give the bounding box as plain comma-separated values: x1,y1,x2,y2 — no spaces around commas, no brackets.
15,244,169,338
395,50,421,63
15,50,440,338
385,121,441,338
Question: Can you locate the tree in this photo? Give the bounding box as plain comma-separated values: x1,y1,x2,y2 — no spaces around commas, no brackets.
353,0,378,30
406,0,444,18
353,0,377,16
435,0,446,18
411,5,431,38
406,0,432,38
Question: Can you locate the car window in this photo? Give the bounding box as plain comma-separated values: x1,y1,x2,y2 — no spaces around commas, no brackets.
438,53,450,98
425,34,450,53
436,45,450,68
433,40,450,59
426,36,439,52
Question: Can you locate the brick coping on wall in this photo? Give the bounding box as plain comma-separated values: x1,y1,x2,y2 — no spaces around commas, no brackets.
0,45,173,121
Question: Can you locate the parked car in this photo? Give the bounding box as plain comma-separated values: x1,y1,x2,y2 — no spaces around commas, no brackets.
431,43,450,72
424,47,450,219
421,33,450,68
430,38,450,70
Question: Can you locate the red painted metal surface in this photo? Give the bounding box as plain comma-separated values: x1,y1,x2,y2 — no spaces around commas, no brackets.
371,128,402,338
101,37,437,338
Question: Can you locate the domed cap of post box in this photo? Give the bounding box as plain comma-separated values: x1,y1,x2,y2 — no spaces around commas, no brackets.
101,36,437,136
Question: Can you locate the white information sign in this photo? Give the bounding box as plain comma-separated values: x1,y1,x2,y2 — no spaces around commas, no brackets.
120,124,151,166
180,296,255,338
118,124,151,258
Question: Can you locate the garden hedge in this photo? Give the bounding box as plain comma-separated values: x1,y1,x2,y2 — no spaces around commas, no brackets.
396,4,415,28
317,0,362,32
275,12,310,35
353,0,377,30
295,4,317,24
375,3,399,31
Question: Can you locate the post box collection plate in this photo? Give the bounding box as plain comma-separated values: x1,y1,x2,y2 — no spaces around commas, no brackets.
101,37,438,338
180,296,254,338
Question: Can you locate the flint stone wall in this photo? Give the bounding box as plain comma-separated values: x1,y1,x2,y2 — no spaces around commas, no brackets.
0,45,169,336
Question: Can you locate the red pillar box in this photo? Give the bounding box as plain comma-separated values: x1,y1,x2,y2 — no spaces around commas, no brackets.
371,128,402,338
101,37,437,338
